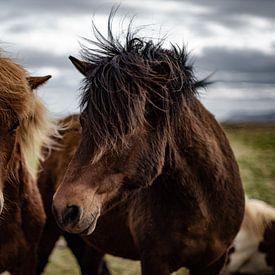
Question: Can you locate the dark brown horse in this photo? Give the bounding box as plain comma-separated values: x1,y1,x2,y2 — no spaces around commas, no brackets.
53,21,245,275
37,116,275,275
36,115,275,274
0,53,55,274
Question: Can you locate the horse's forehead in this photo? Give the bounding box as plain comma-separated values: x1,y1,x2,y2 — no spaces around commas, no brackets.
0,88,34,122
0,61,34,119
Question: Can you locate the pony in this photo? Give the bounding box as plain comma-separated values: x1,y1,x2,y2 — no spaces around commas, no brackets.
0,52,55,274
52,19,245,275
36,115,275,275
225,198,275,274
36,114,110,275
36,116,275,274
37,116,275,275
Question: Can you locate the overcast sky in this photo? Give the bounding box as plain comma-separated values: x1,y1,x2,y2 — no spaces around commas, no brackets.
1,0,274,121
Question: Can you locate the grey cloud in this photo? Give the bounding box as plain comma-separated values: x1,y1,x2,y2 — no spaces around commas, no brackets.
181,0,275,19
154,0,275,34
198,47,275,72
18,48,70,70
2,1,275,46
0,1,134,19
1,0,274,120
11,47,83,94
196,47,275,83
6,25,31,34
0,0,102,16
5,20,58,34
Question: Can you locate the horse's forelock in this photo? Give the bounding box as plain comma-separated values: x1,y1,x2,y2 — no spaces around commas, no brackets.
78,22,203,157
76,12,210,164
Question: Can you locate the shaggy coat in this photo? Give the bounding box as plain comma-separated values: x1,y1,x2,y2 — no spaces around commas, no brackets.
39,116,275,275
0,54,54,275
53,19,245,275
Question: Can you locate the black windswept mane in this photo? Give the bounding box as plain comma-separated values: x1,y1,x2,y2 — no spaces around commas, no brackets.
79,15,205,152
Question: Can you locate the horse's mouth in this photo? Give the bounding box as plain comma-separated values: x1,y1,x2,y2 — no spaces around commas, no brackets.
79,209,101,235
79,220,97,235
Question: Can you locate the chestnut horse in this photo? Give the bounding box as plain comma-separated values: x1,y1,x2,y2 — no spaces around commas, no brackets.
0,53,55,274
53,22,245,274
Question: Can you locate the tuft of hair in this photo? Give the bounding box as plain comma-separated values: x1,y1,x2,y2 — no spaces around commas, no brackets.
243,197,275,238
79,11,206,157
0,54,59,179
18,95,59,178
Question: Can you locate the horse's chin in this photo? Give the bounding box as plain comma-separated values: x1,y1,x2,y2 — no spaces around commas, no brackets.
80,219,98,235
64,209,100,235
85,209,101,235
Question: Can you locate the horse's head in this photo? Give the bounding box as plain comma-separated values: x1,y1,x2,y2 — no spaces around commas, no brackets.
53,28,197,234
0,56,53,215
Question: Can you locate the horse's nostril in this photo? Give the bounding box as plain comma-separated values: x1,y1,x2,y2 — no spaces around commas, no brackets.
62,204,81,226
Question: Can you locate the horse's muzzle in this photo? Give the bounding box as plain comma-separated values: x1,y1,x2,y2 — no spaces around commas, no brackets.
52,202,100,235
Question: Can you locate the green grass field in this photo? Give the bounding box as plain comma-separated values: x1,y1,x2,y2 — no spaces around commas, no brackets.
43,123,275,275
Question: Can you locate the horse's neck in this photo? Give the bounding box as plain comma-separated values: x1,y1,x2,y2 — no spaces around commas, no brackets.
174,98,240,188
177,99,223,155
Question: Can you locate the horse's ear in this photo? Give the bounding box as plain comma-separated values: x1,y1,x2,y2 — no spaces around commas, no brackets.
27,75,52,90
69,56,89,76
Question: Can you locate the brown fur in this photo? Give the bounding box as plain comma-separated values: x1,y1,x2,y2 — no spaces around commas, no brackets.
0,53,55,274
53,18,245,275
36,115,80,273
36,114,110,275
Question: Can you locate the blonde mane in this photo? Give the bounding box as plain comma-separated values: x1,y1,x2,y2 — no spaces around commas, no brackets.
0,55,58,179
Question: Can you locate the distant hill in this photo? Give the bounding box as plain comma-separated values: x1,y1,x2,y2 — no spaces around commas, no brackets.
225,112,275,123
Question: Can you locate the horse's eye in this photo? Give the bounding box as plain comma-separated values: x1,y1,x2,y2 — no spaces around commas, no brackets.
8,121,20,134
